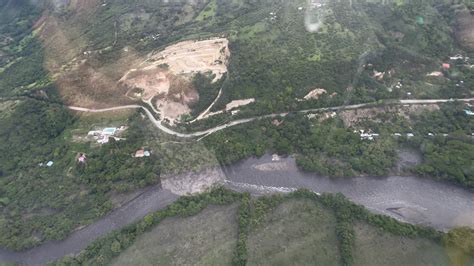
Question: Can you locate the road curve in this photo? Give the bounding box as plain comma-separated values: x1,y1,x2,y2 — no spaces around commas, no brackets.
68,98,474,138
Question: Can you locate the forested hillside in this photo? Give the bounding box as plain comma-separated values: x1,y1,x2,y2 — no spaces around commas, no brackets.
0,0,473,254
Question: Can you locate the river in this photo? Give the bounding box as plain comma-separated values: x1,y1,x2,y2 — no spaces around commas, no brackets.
1,154,473,265
223,154,474,230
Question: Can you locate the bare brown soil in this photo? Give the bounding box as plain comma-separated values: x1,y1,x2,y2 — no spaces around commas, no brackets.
56,63,133,108
31,4,229,115
303,88,327,100
119,38,229,123
339,104,440,128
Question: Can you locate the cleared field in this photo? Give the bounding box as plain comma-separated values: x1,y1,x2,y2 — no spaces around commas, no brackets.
112,204,238,266
247,199,340,266
353,223,450,266
66,109,133,142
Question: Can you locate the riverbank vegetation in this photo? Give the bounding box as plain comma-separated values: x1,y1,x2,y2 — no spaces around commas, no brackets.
204,114,398,177
49,187,469,266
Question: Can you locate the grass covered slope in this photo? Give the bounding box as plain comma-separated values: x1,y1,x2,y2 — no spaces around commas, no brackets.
246,199,340,266
353,223,450,266
49,188,473,266
112,204,238,266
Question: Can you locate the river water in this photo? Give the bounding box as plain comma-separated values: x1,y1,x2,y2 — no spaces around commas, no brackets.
1,154,473,265
223,154,474,230
0,187,178,266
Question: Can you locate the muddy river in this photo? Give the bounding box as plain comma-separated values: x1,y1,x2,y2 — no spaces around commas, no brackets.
1,154,473,265
223,154,474,230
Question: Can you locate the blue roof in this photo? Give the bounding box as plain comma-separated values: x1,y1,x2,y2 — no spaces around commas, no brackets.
464,110,474,116
103,128,117,134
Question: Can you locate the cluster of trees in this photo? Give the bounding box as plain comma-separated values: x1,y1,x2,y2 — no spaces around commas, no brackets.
0,38,48,97
204,115,398,177
189,72,223,118
0,101,165,250
414,138,474,188
0,100,75,175
0,100,81,249
233,193,251,266
444,227,474,257
407,103,474,188
76,113,161,193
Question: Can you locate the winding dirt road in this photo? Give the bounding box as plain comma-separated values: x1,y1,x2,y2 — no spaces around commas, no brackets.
68,98,474,138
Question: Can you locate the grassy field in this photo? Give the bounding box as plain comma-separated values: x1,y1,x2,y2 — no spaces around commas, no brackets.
111,204,239,266
196,0,217,21
353,223,450,266
246,199,341,266
50,189,474,265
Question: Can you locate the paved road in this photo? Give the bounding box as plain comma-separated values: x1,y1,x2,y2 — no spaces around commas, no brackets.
69,97,474,138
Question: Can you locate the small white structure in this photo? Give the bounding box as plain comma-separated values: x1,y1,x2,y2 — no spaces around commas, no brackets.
231,110,240,116
395,81,403,89
88,130,100,136
360,132,379,141
427,71,443,77
98,137,109,144
46,161,54,167
450,54,464,60
407,133,414,138
272,154,280,161
225,99,255,111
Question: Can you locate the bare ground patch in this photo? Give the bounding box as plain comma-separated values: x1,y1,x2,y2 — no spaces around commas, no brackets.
161,167,225,196
339,104,440,127
119,38,229,123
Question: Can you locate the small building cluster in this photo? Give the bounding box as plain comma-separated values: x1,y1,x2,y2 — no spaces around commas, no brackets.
356,130,379,141
87,126,127,144
134,149,151,158
309,0,325,8
272,154,280,161
393,133,415,138
38,161,54,167
449,54,470,62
